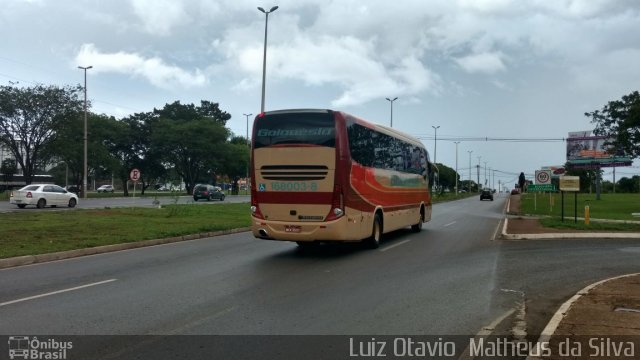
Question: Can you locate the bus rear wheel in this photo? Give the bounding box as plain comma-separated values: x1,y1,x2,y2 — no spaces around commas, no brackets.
364,213,382,249
411,208,424,232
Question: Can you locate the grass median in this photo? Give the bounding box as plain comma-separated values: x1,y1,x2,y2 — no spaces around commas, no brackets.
519,192,640,231
0,203,251,259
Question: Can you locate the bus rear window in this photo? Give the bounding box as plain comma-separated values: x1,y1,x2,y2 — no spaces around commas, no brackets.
254,112,336,148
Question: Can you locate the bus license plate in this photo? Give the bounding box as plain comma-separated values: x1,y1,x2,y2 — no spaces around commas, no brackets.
285,225,301,233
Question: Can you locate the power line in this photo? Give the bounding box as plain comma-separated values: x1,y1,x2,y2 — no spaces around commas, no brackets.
417,136,565,142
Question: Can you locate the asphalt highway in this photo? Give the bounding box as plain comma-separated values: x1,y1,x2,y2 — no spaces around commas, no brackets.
1,194,639,358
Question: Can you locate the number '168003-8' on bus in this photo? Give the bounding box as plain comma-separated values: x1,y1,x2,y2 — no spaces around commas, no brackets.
250,109,435,249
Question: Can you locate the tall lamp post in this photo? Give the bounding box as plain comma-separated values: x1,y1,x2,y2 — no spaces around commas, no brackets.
258,6,278,114
477,156,481,191
467,150,473,192
432,125,440,192
385,97,398,127
243,113,253,195
454,141,460,195
78,65,92,199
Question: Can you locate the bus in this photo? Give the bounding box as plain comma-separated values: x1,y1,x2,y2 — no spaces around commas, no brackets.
0,174,54,191
250,109,435,248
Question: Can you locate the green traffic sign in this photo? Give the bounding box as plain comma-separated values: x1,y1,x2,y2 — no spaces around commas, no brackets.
527,184,556,192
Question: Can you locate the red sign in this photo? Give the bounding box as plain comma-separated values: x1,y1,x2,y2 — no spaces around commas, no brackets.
130,168,141,182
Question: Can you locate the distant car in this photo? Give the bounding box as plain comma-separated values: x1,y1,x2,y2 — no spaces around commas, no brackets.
480,189,494,201
10,184,78,209
511,189,520,195
97,185,115,193
193,184,225,201
65,185,81,194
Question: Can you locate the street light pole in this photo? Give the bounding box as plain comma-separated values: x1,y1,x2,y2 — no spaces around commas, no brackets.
454,141,460,195
78,65,92,199
258,6,279,114
484,161,487,187
385,97,398,127
432,125,440,192
477,156,481,191
243,113,253,195
467,150,473,192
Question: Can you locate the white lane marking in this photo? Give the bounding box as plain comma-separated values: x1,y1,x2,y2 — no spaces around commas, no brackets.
491,218,504,241
457,308,516,360
379,239,411,252
443,221,457,227
0,279,117,307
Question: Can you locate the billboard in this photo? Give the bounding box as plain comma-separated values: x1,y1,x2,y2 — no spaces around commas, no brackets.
566,131,632,168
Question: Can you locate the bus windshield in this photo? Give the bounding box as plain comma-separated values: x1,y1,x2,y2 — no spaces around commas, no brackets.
254,111,336,148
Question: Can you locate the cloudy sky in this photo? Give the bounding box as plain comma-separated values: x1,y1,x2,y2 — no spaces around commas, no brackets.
2,0,639,187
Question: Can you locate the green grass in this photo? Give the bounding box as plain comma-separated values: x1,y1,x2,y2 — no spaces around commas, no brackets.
0,203,251,259
540,217,640,231
432,192,477,203
520,193,640,221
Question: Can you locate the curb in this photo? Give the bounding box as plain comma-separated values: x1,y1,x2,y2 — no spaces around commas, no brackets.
500,218,640,240
526,272,640,360
0,227,251,269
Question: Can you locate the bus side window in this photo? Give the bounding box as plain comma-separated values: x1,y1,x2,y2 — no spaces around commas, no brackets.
427,163,434,185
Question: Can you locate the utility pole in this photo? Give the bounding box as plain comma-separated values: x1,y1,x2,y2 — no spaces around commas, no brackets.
78,65,92,199
477,156,481,191
467,150,473,192
454,142,460,194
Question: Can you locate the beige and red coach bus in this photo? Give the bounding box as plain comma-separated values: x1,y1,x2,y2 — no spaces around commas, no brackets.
250,109,434,248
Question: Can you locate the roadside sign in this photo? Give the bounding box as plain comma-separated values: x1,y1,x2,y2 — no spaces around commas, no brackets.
535,170,552,184
527,184,556,192
130,168,141,182
559,176,580,192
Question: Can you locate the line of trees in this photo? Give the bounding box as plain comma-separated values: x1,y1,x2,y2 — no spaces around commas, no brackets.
0,84,249,195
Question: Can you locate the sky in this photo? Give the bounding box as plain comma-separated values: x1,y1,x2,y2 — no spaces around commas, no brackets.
2,0,640,188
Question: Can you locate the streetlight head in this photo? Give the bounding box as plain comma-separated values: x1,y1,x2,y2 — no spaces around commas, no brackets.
393,97,398,101
258,7,266,13
270,6,279,12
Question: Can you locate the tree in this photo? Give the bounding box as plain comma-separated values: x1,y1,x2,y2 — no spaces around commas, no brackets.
0,84,83,184
433,163,458,192
221,136,250,195
587,90,640,158
518,172,526,191
617,176,640,193
1,158,17,186
150,101,230,194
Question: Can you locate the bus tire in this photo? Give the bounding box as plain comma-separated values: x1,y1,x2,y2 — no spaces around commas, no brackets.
365,213,382,249
411,207,424,232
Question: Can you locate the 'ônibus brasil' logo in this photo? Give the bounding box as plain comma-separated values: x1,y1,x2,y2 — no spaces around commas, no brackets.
8,336,73,360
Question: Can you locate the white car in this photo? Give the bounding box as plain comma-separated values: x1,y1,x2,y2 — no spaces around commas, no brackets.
10,184,79,209
97,184,115,193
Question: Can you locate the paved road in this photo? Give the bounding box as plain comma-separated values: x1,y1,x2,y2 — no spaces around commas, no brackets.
0,194,250,212
1,194,639,358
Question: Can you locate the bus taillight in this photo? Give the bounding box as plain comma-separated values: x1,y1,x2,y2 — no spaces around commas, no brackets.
250,187,264,219
325,184,344,221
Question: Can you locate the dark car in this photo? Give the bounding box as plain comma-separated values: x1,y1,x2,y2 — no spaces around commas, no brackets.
193,184,225,201
65,185,81,194
480,189,494,201
511,188,520,195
